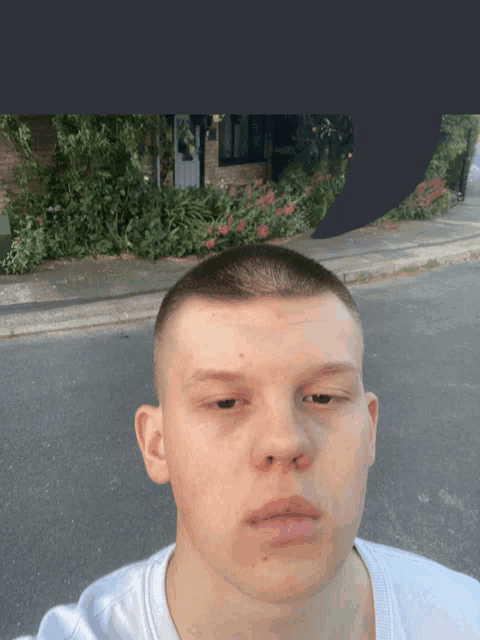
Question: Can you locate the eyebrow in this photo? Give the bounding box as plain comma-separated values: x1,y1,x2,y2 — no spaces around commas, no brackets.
183,362,360,391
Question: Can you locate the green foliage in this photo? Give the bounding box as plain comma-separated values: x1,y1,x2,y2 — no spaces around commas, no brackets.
443,115,480,196
371,114,479,226
275,157,347,227
1,215,49,274
423,114,477,184
124,185,229,259
0,113,477,273
273,162,312,198
0,114,168,272
292,115,354,177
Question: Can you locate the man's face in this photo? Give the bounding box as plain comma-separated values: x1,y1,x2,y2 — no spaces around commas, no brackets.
137,294,378,607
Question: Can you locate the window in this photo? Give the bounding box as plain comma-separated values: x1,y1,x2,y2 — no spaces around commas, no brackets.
219,115,266,164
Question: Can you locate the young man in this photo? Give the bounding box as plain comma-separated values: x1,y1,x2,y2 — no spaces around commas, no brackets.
14,244,479,639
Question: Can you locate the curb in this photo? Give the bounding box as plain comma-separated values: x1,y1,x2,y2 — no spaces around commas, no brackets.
340,245,480,284
0,292,164,339
2,243,480,339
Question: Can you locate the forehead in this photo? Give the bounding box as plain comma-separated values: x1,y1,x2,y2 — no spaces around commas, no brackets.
167,295,361,373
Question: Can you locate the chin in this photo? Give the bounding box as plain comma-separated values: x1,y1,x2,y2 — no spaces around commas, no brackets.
233,554,333,604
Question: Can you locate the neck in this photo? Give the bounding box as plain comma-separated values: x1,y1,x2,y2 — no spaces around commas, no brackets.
165,547,374,640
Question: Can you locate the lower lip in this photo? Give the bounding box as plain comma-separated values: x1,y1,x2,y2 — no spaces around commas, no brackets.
249,517,318,542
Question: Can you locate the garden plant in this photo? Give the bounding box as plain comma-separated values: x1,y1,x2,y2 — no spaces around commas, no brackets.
0,114,478,275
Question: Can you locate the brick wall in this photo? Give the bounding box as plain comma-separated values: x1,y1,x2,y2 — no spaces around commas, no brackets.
0,134,23,212
203,122,266,190
0,115,57,213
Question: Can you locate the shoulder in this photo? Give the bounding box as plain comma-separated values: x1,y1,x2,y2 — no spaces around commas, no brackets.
355,538,480,636
77,545,172,614
23,544,175,640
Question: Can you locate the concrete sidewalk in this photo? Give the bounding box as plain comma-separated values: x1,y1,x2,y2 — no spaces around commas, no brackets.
2,170,480,339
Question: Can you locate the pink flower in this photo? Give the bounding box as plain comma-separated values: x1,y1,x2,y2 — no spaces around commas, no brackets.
205,238,216,249
236,220,246,232
230,187,237,197
284,204,295,215
239,178,245,185
313,171,330,185
256,195,268,212
276,207,285,216
256,178,263,186
227,216,234,225
207,225,213,234
256,225,270,239
217,225,230,236
36,216,44,225
428,177,444,189
256,192,274,213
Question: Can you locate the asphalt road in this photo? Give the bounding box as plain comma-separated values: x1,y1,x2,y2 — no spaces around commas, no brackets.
2,260,480,639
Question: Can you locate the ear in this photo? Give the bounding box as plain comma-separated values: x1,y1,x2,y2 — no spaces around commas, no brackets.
135,404,171,484
364,392,378,467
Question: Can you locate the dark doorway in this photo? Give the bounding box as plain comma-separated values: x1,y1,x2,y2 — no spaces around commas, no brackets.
271,115,300,183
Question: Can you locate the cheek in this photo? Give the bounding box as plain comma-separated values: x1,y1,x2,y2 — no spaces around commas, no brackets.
319,414,371,505
164,410,228,504
319,450,369,531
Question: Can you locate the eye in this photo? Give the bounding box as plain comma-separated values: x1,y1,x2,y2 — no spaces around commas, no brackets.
208,395,348,412
303,393,348,406
303,394,347,405
303,394,330,405
214,398,243,411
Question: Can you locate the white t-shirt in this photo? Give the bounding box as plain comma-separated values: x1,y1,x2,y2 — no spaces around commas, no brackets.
12,537,480,639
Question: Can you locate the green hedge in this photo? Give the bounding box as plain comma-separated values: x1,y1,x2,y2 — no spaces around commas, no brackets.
0,114,478,274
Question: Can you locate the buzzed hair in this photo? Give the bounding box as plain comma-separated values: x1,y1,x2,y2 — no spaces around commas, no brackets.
153,243,364,404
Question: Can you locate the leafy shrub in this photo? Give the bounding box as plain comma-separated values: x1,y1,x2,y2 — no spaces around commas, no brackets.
1,216,49,275
1,114,478,273
367,176,454,227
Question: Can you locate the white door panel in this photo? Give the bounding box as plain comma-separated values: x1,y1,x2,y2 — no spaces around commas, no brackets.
174,115,200,189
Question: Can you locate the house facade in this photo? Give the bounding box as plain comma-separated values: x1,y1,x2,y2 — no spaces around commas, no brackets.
0,114,303,214
199,114,299,190
157,114,300,191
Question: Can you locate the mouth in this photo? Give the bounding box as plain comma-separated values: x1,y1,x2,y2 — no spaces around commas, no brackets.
251,513,319,523
245,495,322,546
245,495,322,527
248,515,320,543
